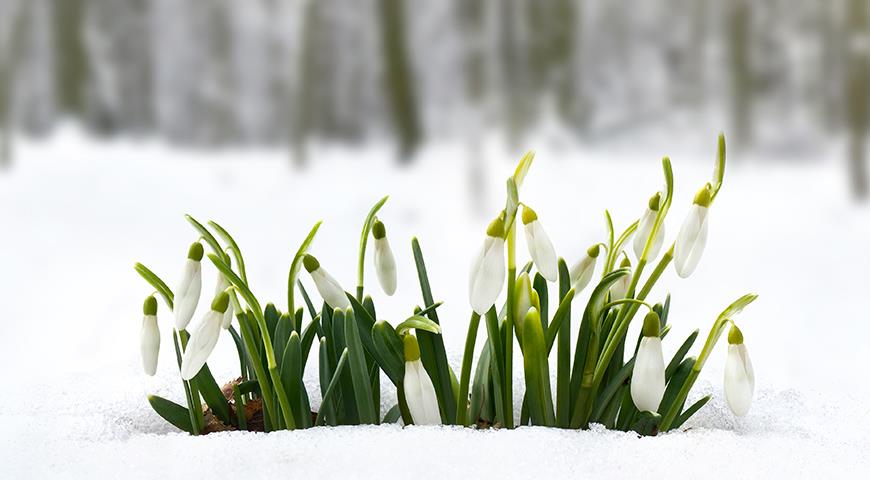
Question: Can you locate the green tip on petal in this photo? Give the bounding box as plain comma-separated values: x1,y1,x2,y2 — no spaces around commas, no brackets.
619,257,632,268
372,219,387,239
211,291,230,313
187,242,204,261
521,205,538,225
693,184,713,207
587,244,601,258
486,216,505,238
403,334,421,361
302,254,320,273
728,324,744,345
648,192,662,211
642,311,661,337
143,295,158,315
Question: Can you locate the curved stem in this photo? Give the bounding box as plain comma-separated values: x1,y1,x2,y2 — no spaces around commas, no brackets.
456,312,481,426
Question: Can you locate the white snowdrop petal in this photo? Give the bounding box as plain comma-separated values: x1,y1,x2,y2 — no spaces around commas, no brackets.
525,221,558,282
725,344,755,417
570,255,596,292
140,315,160,376
630,337,666,413
374,237,398,296
674,205,709,278
312,268,350,310
633,208,656,260
403,360,442,425
174,260,202,330
610,273,631,300
469,236,505,315
180,311,223,380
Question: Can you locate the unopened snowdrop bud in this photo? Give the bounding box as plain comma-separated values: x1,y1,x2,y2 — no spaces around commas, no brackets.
570,244,600,293
610,258,632,300
631,311,666,413
140,296,160,376
303,254,350,310
513,272,539,344
522,206,558,282
402,334,442,425
372,219,397,296
214,274,234,329
674,185,712,278
724,325,754,417
180,291,229,381
468,216,506,315
174,242,204,331
633,192,666,260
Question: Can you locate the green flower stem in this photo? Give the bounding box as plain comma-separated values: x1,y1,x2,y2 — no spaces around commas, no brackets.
504,222,516,429
287,221,322,317
456,312,481,426
235,311,275,428
172,329,201,435
356,196,389,301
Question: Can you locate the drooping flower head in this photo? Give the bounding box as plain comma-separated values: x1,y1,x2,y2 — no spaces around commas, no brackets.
634,192,666,261
631,311,666,413
468,215,506,315
570,244,600,293
372,219,397,296
140,295,160,376
174,242,204,330
674,184,712,278
522,206,558,282
724,325,754,417
304,254,351,310
180,291,230,381
402,333,441,425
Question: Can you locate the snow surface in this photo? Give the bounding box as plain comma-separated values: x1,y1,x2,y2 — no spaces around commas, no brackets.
2,129,869,478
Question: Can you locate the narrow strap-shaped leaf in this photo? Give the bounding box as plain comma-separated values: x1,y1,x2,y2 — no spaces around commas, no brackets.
455,312,481,426
523,310,555,426
193,365,232,425
555,258,571,427
666,330,699,380
315,348,350,427
344,308,378,424
658,357,696,416
545,288,575,353
410,237,456,423
483,307,506,425
185,214,227,262
287,221,323,316
533,273,548,330
363,295,377,320
670,394,712,431
207,219,248,283
382,404,401,424
300,315,320,372
590,357,635,422
371,320,405,386
147,395,194,433
330,308,356,424
264,303,280,339
468,342,492,425
298,280,319,329
280,331,306,428
232,384,247,430
395,315,441,335
317,338,337,426
273,312,293,370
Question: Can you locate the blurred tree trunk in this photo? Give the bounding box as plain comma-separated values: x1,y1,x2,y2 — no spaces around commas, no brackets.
726,0,751,149
551,0,579,126
378,0,421,162
460,0,486,214
846,0,869,199
53,0,89,115
293,0,319,167
1,1,31,169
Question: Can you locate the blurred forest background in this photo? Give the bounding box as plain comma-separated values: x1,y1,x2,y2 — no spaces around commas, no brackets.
0,0,868,198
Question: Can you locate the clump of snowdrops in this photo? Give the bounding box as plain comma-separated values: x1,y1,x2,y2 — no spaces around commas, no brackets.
136,134,757,436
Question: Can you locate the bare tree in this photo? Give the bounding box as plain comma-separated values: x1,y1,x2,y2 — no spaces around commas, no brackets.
727,0,752,149
846,0,869,199
378,0,421,162
53,0,89,115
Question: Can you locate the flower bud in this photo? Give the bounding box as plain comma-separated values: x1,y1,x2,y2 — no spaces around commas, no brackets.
630,312,665,413
633,192,666,261
140,296,160,376
569,244,599,293
522,206,558,282
174,242,203,330
180,291,229,380
403,334,441,425
304,254,351,310
513,272,540,344
372,220,397,296
610,257,632,300
724,325,754,417
468,216,506,315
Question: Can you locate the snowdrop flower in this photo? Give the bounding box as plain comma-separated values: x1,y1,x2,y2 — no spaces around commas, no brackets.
569,244,600,293
180,291,230,380
674,185,712,278
724,325,754,417
513,272,539,345
403,333,442,425
468,216,506,315
140,295,160,376
372,219,397,296
609,258,632,300
522,206,558,282
174,242,203,330
633,192,665,261
214,274,234,329
303,254,350,310
631,311,666,413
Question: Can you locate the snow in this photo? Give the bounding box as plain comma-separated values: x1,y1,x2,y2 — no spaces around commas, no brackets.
2,128,869,478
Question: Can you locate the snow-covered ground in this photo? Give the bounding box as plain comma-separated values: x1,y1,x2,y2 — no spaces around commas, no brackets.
1,129,869,478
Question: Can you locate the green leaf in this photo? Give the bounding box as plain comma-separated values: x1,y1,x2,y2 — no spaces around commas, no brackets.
134,263,174,309
382,404,402,424
281,331,308,428
671,394,712,430
555,258,571,428
512,150,535,188
316,347,349,427
185,214,227,262
658,357,696,416
482,307,506,425
207,219,248,282
148,395,194,433
410,237,456,423
344,308,378,424
317,338,337,426
193,365,231,425
666,330,698,380
545,287,575,353
273,312,293,369
300,315,320,371
371,320,405,386
395,315,442,335
232,384,248,430
533,273,548,329
264,303,280,339
468,342,492,425
590,357,634,422
522,309,555,426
